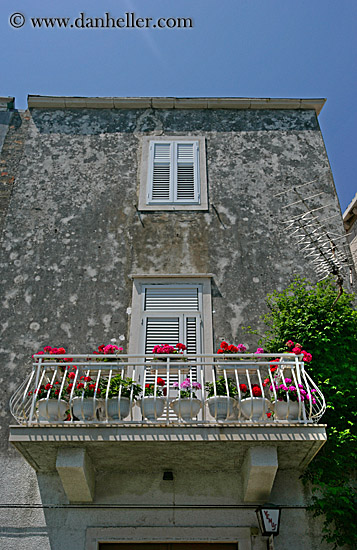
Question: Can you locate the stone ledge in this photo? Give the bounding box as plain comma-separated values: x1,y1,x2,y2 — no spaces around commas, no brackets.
27,96,326,115
10,424,326,473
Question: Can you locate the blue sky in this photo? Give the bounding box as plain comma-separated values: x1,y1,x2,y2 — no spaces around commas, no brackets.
1,0,356,211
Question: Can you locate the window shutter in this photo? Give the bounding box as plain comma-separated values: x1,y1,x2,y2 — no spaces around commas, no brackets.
142,286,202,416
150,143,172,202
145,317,180,354
175,143,197,202
147,140,200,205
185,317,198,354
145,286,199,311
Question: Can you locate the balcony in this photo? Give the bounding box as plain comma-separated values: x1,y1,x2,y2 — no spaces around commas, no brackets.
9,353,327,504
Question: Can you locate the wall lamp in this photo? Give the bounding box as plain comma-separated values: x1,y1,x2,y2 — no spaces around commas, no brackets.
255,504,281,549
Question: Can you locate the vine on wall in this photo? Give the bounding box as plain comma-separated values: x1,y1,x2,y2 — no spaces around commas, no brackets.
259,277,356,549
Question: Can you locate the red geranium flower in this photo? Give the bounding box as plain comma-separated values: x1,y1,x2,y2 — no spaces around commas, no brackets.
157,377,166,386
45,383,52,390
68,372,76,380
252,386,262,397
77,383,85,390
176,343,187,351
220,341,229,350
239,384,248,393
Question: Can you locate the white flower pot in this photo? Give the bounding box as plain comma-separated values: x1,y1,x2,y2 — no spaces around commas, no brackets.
37,399,68,422
273,400,300,420
139,397,166,420
206,396,236,420
101,397,132,420
170,398,201,421
240,397,270,421
72,397,99,421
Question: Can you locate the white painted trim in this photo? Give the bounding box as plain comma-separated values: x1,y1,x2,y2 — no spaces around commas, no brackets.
130,274,215,279
86,527,252,550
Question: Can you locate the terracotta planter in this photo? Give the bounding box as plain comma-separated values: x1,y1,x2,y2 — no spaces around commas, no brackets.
206,396,236,420
240,397,270,421
170,398,201,421
273,400,300,420
72,397,99,421
37,398,68,422
139,397,166,420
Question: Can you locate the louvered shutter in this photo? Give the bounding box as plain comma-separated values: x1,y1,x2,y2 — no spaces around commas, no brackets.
175,143,198,203
149,142,172,202
145,286,199,311
142,286,201,419
147,141,199,205
142,286,201,382
145,317,180,354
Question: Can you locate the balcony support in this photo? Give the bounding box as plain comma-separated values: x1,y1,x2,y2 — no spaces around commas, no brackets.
242,446,278,503
56,448,95,503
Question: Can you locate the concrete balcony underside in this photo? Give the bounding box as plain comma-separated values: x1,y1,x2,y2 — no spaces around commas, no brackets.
10,423,326,473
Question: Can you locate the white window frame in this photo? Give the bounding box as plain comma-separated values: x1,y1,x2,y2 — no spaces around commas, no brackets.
138,136,208,211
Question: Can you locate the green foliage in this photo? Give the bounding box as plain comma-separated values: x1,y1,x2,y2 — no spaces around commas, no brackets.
101,375,142,400
259,277,357,549
205,376,238,398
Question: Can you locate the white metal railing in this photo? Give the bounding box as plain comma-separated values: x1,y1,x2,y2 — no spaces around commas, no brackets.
9,353,326,425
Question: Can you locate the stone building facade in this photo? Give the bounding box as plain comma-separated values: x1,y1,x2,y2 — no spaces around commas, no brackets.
0,96,349,550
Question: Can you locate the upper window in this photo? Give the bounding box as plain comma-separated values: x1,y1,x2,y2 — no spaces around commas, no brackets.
138,137,208,211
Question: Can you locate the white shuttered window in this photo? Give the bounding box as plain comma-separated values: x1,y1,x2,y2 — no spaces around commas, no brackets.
142,285,202,355
147,141,200,205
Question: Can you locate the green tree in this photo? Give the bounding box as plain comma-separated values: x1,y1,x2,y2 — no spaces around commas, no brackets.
260,277,357,549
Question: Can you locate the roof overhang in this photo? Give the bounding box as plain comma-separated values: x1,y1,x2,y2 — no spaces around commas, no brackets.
0,97,15,111
343,193,357,231
27,96,326,115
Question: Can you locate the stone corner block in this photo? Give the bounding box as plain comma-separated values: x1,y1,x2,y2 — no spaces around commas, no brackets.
56,447,95,503
242,446,278,503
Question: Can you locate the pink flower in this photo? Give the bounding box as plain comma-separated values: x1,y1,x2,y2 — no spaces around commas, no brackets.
237,344,247,352
302,351,312,362
285,340,294,349
292,346,302,355
255,347,264,354
43,346,52,353
103,344,121,354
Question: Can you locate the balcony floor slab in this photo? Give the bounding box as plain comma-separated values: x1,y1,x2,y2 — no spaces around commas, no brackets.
9,423,326,473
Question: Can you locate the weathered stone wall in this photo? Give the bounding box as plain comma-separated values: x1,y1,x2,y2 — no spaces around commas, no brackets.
0,105,346,550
